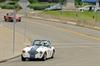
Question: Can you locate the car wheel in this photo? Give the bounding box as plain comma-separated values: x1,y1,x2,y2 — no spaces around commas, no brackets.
4,19,7,22
18,19,21,22
51,50,55,59
10,20,13,22
21,55,26,61
41,52,47,61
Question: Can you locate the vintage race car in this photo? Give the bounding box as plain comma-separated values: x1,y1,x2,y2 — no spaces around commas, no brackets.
21,40,55,61
4,13,21,22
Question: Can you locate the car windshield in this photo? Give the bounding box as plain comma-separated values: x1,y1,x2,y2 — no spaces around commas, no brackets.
32,40,51,47
32,40,42,46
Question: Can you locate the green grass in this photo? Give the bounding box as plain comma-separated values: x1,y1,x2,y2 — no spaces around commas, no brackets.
43,11,100,22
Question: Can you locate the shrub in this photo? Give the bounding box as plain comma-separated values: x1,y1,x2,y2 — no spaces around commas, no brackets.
28,3,55,10
0,2,20,9
29,4,50,10
0,4,16,9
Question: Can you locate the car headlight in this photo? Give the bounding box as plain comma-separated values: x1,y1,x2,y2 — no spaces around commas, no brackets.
22,50,26,53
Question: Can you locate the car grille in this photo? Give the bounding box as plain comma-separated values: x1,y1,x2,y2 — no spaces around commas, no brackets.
28,48,38,58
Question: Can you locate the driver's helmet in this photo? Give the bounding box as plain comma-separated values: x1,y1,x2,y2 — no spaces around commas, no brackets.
43,41,47,46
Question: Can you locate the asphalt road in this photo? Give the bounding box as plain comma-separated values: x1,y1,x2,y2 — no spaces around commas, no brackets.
0,16,100,66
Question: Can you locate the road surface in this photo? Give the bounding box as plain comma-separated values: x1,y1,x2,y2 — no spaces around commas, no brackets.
0,16,100,66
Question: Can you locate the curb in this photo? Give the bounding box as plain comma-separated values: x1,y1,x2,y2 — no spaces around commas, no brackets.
0,55,20,63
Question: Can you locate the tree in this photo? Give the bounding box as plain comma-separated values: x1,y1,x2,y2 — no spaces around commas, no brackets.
75,0,82,6
0,0,6,2
59,0,66,4
28,0,39,3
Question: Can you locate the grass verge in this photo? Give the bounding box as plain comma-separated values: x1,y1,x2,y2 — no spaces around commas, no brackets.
42,10,100,22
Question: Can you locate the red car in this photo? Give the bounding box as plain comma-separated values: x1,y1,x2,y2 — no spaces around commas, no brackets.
4,13,21,22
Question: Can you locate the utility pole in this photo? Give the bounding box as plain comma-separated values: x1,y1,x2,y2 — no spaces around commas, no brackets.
13,9,16,55
94,0,99,26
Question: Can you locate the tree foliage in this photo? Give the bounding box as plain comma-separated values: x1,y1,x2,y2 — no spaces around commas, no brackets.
75,0,82,6
28,0,39,3
0,0,6,2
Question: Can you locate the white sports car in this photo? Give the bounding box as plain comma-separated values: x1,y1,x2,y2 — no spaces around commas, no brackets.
21,40,55,61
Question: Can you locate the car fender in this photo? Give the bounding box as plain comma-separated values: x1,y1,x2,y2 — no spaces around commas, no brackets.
36,47,48,57
36,46,47,53
22,46,32,53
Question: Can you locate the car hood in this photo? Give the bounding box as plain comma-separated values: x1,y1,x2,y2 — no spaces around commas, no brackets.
23,45,45,52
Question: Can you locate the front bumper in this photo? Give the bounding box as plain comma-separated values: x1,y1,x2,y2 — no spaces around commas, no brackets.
22,52,43,59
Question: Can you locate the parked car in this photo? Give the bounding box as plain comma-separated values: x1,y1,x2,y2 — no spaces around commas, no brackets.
78,5,95,12
21,40,55,61
4,13,21,22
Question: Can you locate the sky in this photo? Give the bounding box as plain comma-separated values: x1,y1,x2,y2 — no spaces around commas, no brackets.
81,0,96,3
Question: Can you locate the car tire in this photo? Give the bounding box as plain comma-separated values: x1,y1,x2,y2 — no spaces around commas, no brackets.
18,19,21,22
41,52,47,61
10,20,13,22
21,55,26,61
51,50,55,59
4,19,7,22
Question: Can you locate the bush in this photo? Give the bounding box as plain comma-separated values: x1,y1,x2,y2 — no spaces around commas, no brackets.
28,3,55,10
7,1,16,5
0,1,20,9
29,0,38,3
0,3,16,9
0,2,20,9
29,4,50,10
